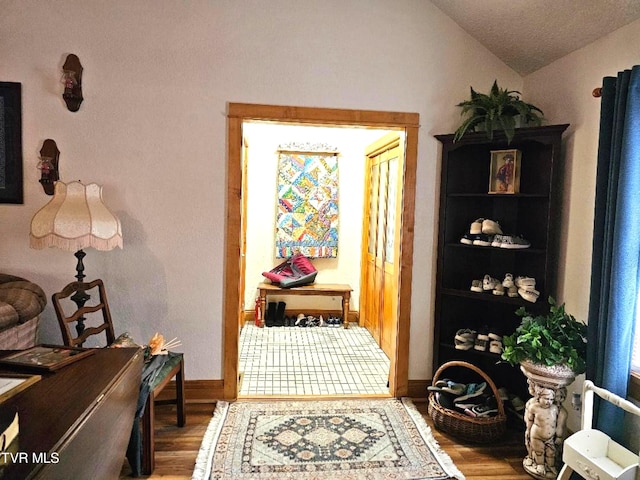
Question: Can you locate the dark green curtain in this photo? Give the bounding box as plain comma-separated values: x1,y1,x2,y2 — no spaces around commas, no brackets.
587,65,640,441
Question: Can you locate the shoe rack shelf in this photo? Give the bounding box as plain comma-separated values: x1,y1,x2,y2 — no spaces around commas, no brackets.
433,124,569,399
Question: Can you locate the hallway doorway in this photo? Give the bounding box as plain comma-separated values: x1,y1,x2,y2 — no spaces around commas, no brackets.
223,103,419,400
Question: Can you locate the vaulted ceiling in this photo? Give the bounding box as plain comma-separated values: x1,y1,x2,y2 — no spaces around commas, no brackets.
429,0,640,75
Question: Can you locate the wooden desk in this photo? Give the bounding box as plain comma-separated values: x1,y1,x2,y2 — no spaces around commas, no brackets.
258,282,352,328
0,347,143,480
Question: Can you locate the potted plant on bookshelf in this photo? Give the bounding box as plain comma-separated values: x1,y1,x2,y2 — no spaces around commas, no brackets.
501,297,587,479
453,80,544,144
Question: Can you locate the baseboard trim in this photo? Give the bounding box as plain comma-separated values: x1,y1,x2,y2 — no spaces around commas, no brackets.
407,379,430,399
156,379,224,403
157,379,432,403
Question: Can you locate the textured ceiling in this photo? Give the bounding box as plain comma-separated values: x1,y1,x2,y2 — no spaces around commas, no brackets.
429,0,640,75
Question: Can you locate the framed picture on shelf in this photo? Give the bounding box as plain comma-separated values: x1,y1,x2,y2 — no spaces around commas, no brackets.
0,345,94,372
489,149,521,194
0,82,23,204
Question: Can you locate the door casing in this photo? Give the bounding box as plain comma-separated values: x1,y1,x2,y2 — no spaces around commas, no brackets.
224,103,419,400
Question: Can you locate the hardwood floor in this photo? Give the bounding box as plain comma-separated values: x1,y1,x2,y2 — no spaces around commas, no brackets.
121,400,531,479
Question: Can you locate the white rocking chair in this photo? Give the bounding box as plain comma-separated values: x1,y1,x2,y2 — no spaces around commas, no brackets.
557,380,640,480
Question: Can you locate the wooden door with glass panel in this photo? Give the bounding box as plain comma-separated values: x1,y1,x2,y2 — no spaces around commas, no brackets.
360,133,404,359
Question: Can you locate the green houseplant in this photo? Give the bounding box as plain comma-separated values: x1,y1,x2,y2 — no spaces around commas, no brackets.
501,297,587,375
453,80,544,144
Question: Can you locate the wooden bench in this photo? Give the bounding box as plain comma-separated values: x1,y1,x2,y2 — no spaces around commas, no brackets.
258,282,352,328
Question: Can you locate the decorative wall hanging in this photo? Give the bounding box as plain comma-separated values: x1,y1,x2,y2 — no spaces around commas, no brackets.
0,82,23,204
38,139,60,195
61,54,83,112
275,142,339,258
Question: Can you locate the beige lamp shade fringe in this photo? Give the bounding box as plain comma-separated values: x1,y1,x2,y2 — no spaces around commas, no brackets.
30,181,123,252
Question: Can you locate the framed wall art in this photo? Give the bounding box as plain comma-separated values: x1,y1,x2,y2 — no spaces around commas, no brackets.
0,82,23,204
489,149,521,194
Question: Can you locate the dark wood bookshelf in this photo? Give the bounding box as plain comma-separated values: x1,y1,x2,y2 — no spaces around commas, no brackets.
433,124,569,400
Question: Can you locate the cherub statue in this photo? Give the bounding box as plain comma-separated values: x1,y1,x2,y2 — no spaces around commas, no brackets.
523,381,567,478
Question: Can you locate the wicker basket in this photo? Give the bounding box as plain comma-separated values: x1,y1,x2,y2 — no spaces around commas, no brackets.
428,360,507,443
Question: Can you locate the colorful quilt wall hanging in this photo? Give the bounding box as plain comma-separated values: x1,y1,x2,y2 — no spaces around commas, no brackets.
275,142,339,259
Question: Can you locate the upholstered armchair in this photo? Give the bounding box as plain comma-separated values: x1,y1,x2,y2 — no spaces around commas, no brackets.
0,274,46,349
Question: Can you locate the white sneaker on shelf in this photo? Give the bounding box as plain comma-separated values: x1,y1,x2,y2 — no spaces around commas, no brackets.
493,284,505,296
474,332,489,351
472,234,494,246
489,339,503,354
455,329,477,350
491,235,504,247
499,235,531,249
482,219,503,235
488,331,503,354
515,276,536,290
470,279,483,292
483,275,500,291
502,273,514,288
518,288,540,303
460,233,476,245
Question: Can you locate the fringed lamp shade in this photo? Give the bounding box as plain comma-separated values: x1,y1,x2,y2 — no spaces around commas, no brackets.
30,181,122,252
30,181,122,341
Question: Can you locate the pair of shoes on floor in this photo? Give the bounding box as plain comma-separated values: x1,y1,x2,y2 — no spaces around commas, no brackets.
457,393,499,417
429,379,487,401
457,388,524,419
497,387,525,422
456,382,487,401
325,316,343,327
428,379,467,396
265,301,286,327
295,313,324,327
429,377,493,415
515,276,540,303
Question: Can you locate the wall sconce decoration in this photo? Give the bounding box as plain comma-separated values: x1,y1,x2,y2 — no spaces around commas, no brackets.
61,54,83,112
38,139,60,195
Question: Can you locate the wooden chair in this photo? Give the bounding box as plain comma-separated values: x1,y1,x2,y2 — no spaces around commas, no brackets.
52,279,186,476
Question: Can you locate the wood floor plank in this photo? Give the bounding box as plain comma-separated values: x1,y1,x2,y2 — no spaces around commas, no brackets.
121,400,531,479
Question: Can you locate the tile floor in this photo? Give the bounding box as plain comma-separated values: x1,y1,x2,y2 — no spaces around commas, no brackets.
238,322,391,396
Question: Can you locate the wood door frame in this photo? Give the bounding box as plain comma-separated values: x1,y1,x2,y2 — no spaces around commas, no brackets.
224,103,419,400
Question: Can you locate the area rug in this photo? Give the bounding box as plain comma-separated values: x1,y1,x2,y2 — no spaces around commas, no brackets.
192,398,464,480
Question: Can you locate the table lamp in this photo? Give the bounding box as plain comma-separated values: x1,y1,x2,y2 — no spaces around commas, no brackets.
30,181,123,336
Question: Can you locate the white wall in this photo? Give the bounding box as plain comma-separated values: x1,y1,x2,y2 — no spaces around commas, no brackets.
523,17,640,433
243,122,394,313
0,0,521,379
